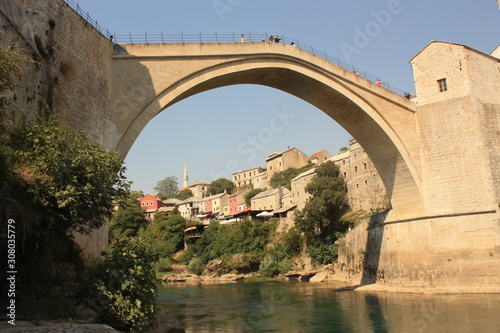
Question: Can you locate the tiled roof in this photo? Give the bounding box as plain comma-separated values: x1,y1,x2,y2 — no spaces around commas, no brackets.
308,150,325,160
190,181,210,187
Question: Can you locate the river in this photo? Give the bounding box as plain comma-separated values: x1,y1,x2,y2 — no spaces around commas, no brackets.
158,281,500,332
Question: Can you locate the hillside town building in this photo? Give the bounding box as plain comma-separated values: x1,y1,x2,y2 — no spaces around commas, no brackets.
140,139,388,224
266,147,308,180
308,150,332,165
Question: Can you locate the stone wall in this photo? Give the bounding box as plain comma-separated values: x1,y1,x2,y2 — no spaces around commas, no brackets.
1,0,114,259
336,211,500,292
1,0,115,149
335,140,389,213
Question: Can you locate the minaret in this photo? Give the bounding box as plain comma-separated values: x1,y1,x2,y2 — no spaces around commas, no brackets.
183,164,189,188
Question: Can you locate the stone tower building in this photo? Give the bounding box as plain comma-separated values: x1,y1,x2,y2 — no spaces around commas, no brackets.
410,41,500,214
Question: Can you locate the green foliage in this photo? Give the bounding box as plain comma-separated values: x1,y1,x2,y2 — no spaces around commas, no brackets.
154,257,173,272
269,163,315,190
227,253,262,273
181,218,275,271
153,176,179,200
339,147,348,152
92,237,160,332
259,254,292,277
110,197,148,240
0,36,32,118
295,160,349,264
306,235,339,265
268,227,303,261
295,161,349,237
187,257,205,275
129,190,145,200
175,188,193,200
148,212,186,257
207,177,235,196
244,187,266,206
6,117,129,235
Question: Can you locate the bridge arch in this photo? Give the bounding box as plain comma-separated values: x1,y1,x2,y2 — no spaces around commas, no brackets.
111,43,424,219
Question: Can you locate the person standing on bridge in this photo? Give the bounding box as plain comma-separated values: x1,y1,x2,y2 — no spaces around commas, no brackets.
376,79,385,86
240,34,246,42
269,34,274,42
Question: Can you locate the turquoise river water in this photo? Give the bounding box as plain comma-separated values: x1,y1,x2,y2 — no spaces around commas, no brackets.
158,281,500,332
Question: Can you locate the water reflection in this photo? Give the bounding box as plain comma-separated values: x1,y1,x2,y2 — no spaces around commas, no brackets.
158,282,500,332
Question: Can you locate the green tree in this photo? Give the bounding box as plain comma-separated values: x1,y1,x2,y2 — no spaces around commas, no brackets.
207,178,235,196
92,237,159,332
129,190,145,200
6,117,129,235
0,116,129,305
154,176,179,200
295,161,349,264
149,212,186,257
175,188,193,200
110,197,148,240
296,161,349,236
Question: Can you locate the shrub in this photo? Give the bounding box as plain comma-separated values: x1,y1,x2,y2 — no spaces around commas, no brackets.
187,257,205,275
259,254,292,277
306,236,339,265
91,237,159,332
155,257,173,272
227,253,262,273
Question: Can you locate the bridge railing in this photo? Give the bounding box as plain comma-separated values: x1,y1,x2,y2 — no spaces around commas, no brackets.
62,0,406,95
112,32,405,95
64,0,113,39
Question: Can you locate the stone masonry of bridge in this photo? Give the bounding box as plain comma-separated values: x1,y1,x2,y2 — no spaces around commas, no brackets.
1,0,499,291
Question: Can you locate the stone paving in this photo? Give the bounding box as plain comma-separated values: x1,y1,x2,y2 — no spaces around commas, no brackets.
0,321,118,332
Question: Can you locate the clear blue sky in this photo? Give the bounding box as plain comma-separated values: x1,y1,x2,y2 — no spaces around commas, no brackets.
80,0,499,194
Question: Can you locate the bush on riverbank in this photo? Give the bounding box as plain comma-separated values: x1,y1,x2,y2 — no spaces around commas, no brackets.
90,237,160,332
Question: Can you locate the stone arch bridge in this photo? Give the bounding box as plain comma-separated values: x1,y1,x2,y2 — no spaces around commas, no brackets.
3,0,498,291
108,41,500,290
111,42,421,221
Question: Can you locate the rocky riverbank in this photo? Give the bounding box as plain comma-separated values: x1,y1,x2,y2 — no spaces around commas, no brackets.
161,261,338,284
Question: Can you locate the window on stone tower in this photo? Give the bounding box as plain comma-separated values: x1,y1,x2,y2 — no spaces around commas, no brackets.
438,78,448,92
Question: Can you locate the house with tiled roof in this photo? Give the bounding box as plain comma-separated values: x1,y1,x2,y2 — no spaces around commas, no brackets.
177,196,199,219
308,150,332,165
250,187,289,212
198,192,229,220
179,181,211,199
139,194,163,221
266,147,308,182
